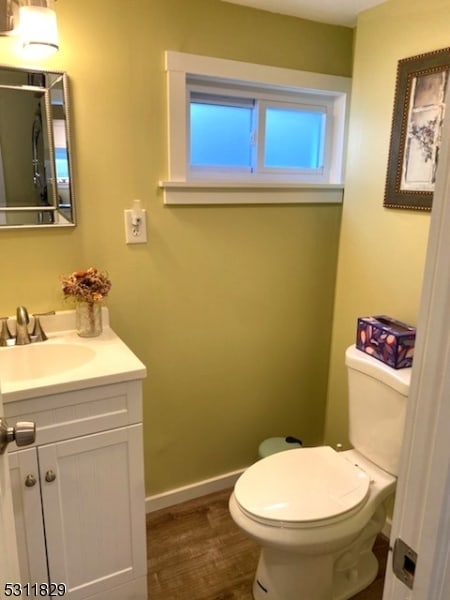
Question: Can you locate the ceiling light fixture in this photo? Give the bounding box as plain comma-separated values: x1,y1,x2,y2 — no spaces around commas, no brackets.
0,0,59,57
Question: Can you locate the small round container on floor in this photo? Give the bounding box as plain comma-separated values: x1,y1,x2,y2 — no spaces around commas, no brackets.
258,437,302,459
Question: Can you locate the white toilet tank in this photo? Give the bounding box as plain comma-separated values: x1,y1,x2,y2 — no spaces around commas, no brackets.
345,344,411,476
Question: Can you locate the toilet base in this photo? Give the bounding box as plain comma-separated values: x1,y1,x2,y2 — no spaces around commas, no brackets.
253,549,334,599
333,551,378,600
252,533,379,600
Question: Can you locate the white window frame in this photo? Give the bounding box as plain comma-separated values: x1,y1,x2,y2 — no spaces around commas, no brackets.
160,51,351,205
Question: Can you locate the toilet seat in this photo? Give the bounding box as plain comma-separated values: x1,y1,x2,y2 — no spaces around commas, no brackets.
234,446,370,528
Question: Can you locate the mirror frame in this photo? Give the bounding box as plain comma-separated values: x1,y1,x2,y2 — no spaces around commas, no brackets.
0,64,76,229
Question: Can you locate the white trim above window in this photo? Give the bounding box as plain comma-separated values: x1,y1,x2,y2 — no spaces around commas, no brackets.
160,51,351,205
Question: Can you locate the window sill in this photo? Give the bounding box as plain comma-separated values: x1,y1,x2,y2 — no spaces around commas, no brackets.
159,181,344,205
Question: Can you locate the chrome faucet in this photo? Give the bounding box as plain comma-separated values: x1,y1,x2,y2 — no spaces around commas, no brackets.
0,308,54,346
15,306,31,345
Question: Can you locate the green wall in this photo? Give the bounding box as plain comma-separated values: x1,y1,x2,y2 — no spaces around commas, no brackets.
324,0,450,447
0,0,352,495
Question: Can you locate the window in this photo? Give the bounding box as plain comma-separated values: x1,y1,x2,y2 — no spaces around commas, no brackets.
162,52,351,205
190,94,255,170
263,105,325,170
189,91,329,177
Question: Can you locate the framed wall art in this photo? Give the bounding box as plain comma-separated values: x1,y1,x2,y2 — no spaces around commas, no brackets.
384,47,450,211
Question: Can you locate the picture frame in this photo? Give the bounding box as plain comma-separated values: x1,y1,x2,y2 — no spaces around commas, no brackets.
384,47,450,211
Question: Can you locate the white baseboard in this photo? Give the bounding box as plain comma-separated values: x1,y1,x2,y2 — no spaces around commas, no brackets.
145,468,246,513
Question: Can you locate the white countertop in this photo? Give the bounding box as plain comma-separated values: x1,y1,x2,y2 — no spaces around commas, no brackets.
0,309,147,402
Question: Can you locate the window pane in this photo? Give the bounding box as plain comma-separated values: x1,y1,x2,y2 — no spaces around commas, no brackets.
264,107,325,169
190,102,253,167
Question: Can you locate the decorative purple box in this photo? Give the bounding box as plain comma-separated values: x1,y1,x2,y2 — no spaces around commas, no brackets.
356,315,416,369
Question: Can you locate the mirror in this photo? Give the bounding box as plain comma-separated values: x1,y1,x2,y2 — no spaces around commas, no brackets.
0,65,75,228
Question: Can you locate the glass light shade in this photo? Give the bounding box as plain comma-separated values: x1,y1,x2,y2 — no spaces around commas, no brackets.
19,5,59,58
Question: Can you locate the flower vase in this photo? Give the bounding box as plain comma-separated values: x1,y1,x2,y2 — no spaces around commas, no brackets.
76,301,102,337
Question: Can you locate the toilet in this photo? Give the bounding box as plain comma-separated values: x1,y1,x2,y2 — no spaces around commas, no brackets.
229,344,411,600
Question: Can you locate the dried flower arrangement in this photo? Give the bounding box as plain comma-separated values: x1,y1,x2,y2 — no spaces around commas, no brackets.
61,267,112,304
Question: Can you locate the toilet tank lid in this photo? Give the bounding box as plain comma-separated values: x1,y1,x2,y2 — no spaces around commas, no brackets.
345,345,411,396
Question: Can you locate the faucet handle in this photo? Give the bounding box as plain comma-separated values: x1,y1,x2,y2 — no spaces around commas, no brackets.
0,317,13,347
32,311,55,342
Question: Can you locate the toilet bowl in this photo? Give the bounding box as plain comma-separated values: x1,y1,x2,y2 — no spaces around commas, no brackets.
229,345,411,599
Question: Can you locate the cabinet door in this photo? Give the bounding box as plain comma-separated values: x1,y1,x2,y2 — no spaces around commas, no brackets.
8,449,48,585
39,425,147,600
1,391,20,589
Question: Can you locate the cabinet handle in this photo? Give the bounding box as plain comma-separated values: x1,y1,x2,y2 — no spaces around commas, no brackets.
25,474,37,487
45,470,56,483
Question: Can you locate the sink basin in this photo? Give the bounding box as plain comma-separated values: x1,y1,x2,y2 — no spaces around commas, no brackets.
0,343,96,382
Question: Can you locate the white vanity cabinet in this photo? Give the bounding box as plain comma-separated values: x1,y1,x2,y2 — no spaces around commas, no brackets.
5,379,147,600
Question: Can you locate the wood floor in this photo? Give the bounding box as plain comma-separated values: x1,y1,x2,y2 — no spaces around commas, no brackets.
147,488,389,600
